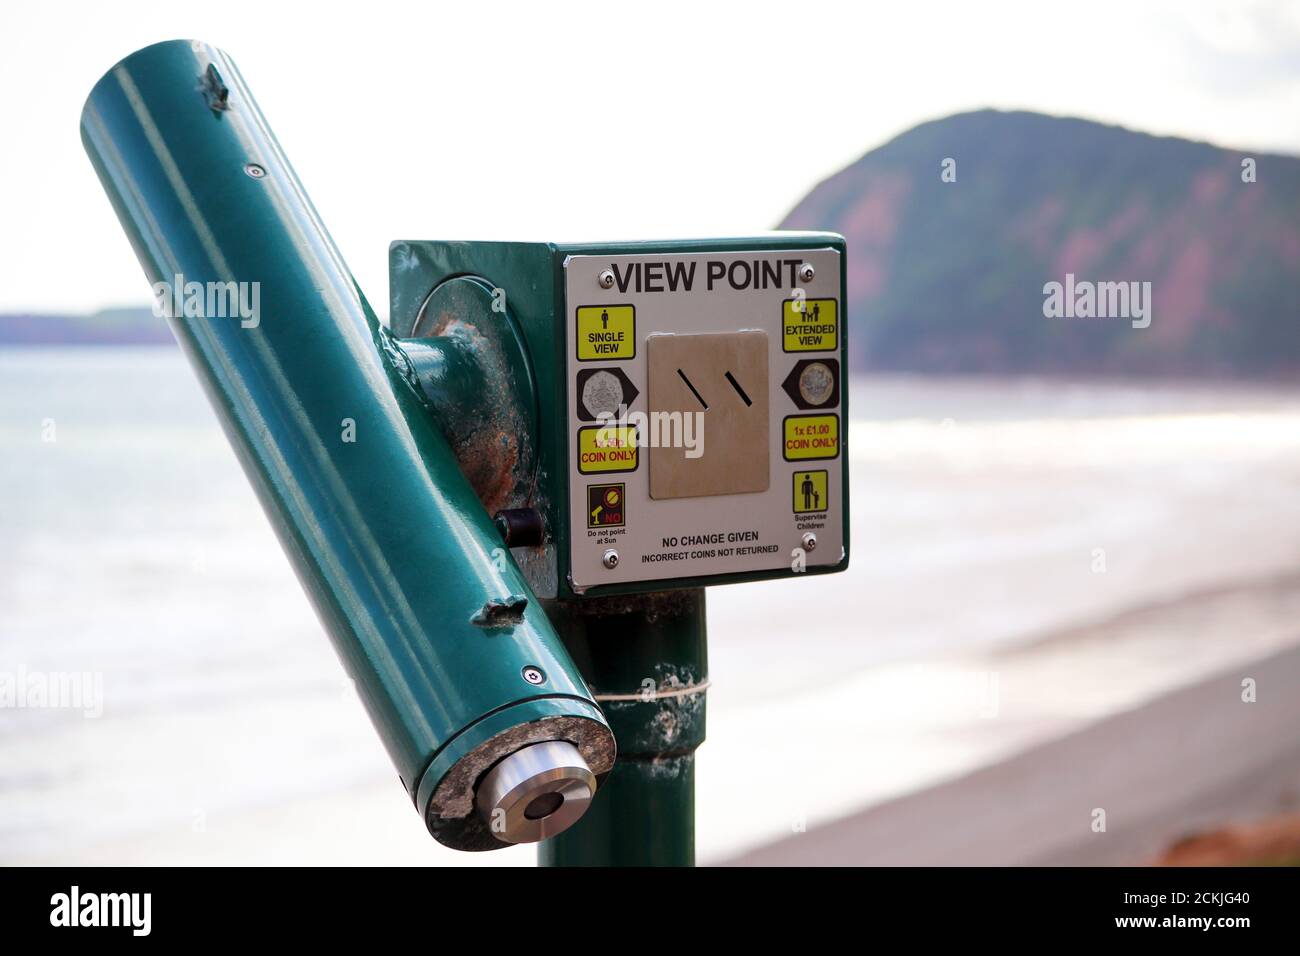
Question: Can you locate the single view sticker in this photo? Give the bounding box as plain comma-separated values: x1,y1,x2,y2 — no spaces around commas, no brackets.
577,305,636,360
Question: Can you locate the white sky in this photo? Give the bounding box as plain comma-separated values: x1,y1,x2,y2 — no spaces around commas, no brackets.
2,0,1298,316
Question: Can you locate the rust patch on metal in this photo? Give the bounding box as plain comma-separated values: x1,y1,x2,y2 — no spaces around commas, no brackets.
428,314,530,517
470,595,527,628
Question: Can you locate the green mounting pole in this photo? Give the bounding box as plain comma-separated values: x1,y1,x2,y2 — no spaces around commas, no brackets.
539,591,707,867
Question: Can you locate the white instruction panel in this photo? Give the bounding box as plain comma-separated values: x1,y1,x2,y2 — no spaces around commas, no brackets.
564,248,845,591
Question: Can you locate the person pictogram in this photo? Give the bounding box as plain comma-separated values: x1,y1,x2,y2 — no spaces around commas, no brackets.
601,308,609,329
800,473,819,511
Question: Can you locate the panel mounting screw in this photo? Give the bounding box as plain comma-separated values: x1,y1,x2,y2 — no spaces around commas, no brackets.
522,665,546,685
602,549,620,569
244,162,267,179
798,263,815,283
598,269,615,290
801,532,818,552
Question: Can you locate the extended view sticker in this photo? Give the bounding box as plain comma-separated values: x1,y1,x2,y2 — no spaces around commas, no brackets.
782,298,838,352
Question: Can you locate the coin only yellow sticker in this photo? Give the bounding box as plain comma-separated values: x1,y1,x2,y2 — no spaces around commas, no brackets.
782,298,837,352
578,425,639,474
783,414,839,461
577,305,636,360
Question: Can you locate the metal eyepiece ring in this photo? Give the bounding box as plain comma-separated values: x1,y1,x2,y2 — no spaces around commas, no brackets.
475,740,597,844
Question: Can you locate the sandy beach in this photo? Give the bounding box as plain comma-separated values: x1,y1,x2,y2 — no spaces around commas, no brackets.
727,585,1300,865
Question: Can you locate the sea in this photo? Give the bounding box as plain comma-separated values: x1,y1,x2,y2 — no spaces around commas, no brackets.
2,347,1298,864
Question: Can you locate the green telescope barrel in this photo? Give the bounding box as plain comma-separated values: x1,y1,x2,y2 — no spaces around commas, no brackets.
81,40,614,850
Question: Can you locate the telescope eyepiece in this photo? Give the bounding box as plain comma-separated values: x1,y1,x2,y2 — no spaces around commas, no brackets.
474,741,596,844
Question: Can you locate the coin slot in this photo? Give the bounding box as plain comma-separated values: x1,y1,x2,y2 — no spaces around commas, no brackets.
724,370,752,407
676,368,709,410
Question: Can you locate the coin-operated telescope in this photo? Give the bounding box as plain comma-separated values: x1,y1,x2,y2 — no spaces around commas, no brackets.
83,40,848,864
